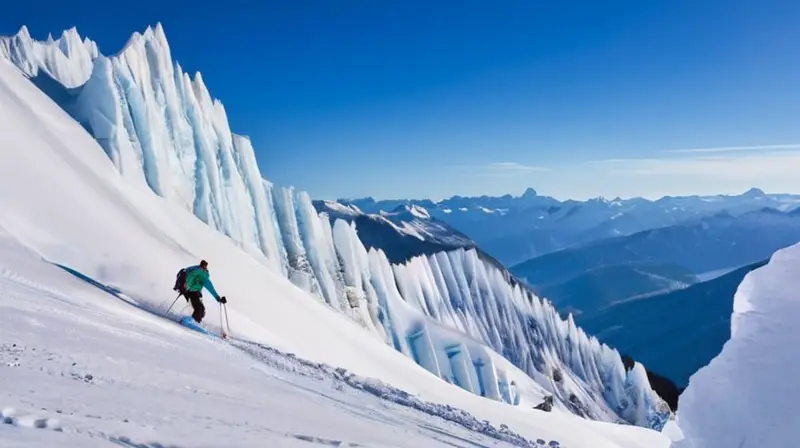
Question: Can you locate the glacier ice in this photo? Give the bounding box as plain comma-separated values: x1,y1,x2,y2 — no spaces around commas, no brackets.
4,23,287,275
1,23,670,430
0,26,95,88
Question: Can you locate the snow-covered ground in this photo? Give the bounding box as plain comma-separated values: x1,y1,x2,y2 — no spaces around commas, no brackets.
0,231,541,448
0,232,668,448
0,53,672,447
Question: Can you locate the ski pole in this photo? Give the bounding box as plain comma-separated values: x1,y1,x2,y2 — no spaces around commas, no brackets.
223,303,231,334
218,302,225,337
218,302,231,338
166,292,182,315
219,303,231,333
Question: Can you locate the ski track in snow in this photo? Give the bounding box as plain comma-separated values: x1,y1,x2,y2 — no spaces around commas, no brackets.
1,407,62,431
0,246,562,448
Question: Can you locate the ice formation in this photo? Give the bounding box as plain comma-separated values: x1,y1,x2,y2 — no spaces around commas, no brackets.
0,23,669,429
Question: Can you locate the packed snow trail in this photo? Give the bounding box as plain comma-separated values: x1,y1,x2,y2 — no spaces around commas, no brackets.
0,54,669,446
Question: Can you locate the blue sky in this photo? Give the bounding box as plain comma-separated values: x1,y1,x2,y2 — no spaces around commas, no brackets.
3,0,799,200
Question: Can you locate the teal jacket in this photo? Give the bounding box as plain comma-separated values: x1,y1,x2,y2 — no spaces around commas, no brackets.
183,265,221,300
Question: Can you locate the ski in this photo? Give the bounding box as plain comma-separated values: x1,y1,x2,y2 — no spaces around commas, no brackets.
179,316,227,340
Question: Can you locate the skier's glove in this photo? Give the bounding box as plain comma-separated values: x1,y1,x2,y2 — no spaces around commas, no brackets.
218,296,227,304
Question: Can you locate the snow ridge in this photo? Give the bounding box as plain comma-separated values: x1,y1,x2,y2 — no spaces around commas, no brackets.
0,26,96,88
675,241,800,447
1,23,668,429
390,248,669,428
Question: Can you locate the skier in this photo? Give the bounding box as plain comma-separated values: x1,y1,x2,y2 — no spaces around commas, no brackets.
174,260,226,324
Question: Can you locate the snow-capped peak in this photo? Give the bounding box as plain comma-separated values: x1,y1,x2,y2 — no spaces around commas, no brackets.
16,25,32,41
83,37,99,59
382,204,433,220
192,71,215,106
742,187,766,198
116,22,176,79
152,22,168,45
319,200,362,218
407,204,431,219
59,26,81,47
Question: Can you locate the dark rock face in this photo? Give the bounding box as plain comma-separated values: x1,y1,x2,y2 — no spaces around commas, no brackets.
621,354,681,411
534,395,554,412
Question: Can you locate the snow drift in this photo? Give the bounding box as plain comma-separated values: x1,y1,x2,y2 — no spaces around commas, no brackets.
675,241,800,447
1,23,669,429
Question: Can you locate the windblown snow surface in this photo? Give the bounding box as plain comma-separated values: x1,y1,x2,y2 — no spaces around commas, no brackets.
670,241,800,447
0,24,678,446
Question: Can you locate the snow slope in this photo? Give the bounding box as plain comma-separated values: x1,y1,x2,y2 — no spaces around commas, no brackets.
675,242,800,447
1,23,668,430
0,55,671,447
0,229,534,448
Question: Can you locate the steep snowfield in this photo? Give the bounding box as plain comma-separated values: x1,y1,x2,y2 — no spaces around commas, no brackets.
0,56,671,447
675,242,800,447
1,23,670,431
0,230,530,448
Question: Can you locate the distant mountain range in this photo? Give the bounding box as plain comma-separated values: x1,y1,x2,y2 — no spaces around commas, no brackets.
319,190,800,408
339,188,800,265
326,193,800,323
510,206,800,298
506,206,799,389
578,259,768,388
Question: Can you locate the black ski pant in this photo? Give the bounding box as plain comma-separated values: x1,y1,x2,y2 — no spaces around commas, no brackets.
184,290,205,323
